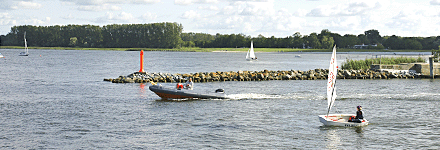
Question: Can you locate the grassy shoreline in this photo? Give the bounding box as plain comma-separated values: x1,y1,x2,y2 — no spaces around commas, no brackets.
0,46,432,53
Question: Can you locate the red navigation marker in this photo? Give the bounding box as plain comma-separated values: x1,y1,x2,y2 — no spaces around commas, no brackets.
139,50,145,73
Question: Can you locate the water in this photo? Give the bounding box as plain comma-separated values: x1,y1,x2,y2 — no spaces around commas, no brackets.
0,49,439,149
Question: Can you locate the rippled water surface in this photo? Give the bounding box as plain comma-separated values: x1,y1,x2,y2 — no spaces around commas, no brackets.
0,49,439,149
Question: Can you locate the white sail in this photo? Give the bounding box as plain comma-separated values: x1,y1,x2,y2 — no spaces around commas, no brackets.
24,32,28,53
249,41,255,58
20,32,29,56
326,45,337,116
246,41,256,61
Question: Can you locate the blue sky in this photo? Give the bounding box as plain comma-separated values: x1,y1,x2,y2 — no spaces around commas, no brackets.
1,0,440,37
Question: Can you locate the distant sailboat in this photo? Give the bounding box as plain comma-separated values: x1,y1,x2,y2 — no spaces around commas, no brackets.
246,41,256,61
19,32,29,56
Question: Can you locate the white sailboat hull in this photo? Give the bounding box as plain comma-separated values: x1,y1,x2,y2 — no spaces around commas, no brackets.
318,114,369,127
19,52,29,56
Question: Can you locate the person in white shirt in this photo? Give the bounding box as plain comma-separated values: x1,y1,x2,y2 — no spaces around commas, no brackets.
184,78,194,90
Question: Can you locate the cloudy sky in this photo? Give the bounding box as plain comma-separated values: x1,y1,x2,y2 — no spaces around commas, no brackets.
1,0,440,37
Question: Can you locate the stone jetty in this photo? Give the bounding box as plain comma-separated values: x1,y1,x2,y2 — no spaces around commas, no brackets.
104,69,424,83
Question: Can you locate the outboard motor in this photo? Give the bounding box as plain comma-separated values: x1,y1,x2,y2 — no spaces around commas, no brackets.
215,89,224,93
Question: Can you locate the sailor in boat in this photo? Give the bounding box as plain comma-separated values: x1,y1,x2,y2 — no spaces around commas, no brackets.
184,78,194,90
348,105,364,123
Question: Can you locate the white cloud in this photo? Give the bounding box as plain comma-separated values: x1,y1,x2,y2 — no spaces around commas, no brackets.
0,13,17,25
140,12,157,21
131,0,161,4
430,0,440,5
2,0,440,37
78,4,121,11
2,1,42,10
293,9,308,17
175,0,192,5
175,0,218,5
373,1,440,37
234,0,275,16
60,0,160,6
306,1,380,17
306,7,328,17
94,12,136,23
198,5,219,11
16,1,43,9
187,0,307,37
25,18,47,25
180,10,201,19
62,14,75,20
0,1,13,10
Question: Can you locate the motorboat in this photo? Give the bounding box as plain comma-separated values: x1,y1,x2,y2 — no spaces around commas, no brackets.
149,85,227,100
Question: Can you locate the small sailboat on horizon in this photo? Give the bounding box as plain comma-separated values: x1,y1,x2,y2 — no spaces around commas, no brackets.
19,32,29,56
246,41,257,61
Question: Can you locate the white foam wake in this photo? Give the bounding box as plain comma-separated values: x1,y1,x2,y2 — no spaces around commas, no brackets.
225,93,282,100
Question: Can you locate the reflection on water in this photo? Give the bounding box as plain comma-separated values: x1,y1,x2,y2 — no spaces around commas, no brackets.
324,129,341,149
320,126,367,149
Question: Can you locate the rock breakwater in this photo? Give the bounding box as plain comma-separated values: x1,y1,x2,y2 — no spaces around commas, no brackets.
104,69,422,83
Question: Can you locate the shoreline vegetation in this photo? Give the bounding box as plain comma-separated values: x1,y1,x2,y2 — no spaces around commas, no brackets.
2,23,439,52
0,46,432,53
341,57,426,70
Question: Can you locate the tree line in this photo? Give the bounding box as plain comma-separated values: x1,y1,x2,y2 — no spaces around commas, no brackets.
0,22,183,48
1,23,440,50
181,29,440,50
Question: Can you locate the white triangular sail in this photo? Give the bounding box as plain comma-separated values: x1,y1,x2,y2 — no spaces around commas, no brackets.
249,41,255,58
20,32,29,56
326,45,337,117
246,41,256,60
24,32,28,53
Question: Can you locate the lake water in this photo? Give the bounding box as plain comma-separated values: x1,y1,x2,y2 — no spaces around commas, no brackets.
0,49,439,149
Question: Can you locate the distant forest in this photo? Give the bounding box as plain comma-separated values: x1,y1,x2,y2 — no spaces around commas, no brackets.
1,22,440,50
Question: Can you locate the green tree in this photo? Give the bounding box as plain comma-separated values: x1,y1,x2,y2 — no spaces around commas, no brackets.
404,38,423,50
305,33,321,49
292,32,303,48
383,35,403,50
69,37,77,47
358,34,370,45
320,35,334,49
364,29,381,44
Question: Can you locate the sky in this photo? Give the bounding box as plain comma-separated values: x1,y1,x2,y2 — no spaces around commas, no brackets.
1,0,440,38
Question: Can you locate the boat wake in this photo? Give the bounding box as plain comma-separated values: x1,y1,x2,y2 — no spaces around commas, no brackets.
225,93,282,100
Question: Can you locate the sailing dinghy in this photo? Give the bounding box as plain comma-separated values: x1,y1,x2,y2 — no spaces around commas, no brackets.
19,32,29,56
318,46,369,127
246,41,256,61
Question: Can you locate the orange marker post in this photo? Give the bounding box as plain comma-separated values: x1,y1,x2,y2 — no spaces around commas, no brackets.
139,50,145,73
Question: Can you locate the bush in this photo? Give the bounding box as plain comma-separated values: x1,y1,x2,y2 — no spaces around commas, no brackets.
341,56,425,70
